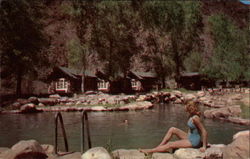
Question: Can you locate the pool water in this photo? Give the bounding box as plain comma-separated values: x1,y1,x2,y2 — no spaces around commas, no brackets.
0,104,248,152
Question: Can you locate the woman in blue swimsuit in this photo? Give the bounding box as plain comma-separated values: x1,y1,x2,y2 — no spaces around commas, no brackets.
140,101,208,153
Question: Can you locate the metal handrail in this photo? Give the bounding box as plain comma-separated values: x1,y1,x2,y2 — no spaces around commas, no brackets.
81,110,92,153
55,112,69,155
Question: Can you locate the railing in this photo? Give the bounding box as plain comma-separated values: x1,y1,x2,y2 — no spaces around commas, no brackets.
55,112,69,155
54,111,92,155
81,110,92,153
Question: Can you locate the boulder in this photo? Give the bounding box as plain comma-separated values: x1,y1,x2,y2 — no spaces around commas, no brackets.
112,149,145,159
204,106,242,119
197,91,205,97
0,147,10,158
91,106,106,111
49,94,61,99
65,102,74,106
106,97,117,105
119,101,126,105
41,144,55,154
205,144,225,159
81,147,111,159
38,103,46,107
228,117,250,125
85,91,97,95
136,95,147,102
169,94,177,101
164,97,170,103
174,99,182,104
60,152,81,159
152,153,174,159
172,91,182,98
20,103,42,113
233,130,250,140
2,140,47,159
174,148,205,159
204,109,215,119
119,101,153,111
59,97,69,103
76,101,83,105
28,97,39,104
39,98,58,106
12,102,21,109
184,94,196,101
0,147,9,153
204,108,230,119
231,94,242,100
17,98,30,105
162,92,171,97
212,108,230,119
228,105,241,116
223,132,250,159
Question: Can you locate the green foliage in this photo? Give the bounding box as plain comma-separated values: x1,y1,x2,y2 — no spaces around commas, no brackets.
184,51,203,72
203,14,250,81
67,39,88,70
104,138,114,153
0,0,48,96
239,102,250,119
89,1,139,80
140,1,203,86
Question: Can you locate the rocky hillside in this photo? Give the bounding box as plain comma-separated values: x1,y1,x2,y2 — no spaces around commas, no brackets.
0,0,249,97
42,0,249,69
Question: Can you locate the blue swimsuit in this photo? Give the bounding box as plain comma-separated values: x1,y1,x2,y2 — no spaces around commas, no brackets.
187,116,201,148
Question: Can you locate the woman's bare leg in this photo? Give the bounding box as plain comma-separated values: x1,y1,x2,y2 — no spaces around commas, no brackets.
140,139,192,153
158,127,188,146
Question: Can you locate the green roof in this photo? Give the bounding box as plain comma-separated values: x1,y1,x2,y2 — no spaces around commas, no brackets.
58,66,96,78
131,71,157,79
181,72,200,77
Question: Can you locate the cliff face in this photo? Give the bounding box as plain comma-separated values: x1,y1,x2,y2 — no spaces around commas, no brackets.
42,0,75,66
41,0,249,70
0,0,249,96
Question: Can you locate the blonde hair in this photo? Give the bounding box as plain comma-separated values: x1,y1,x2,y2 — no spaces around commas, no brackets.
185,100,201,117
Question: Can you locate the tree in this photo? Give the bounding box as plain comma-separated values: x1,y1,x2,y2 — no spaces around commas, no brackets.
70,0,98,93
0,0,48,96
184,51,203,72
67,39,89,92
203,14,250,82
140,1,203,87
90,1,139,80
141,30,174,88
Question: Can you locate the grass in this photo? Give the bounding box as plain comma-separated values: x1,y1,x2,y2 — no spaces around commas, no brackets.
104,138,115,153
159,88,196,94
38,100,141,109
238,102,250,119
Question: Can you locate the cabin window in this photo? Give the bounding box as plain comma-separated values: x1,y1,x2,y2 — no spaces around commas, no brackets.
56,78,68,90
98,80,109,90
131,79,138,88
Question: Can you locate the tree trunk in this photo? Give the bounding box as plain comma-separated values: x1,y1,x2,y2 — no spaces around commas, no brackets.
175,58,181,88
171,35,180,88
81,69,85,93
161,75,166,89
16,71,22,97
108,40,113,79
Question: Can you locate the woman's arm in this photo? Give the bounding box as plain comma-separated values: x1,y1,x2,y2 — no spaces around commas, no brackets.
193,116,208,152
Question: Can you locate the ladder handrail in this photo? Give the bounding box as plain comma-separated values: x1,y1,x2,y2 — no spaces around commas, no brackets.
81,110,92,153
55,112,69,154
